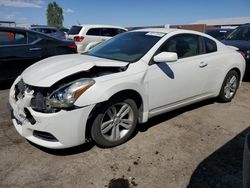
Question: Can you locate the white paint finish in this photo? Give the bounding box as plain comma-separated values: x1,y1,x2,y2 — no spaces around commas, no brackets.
147,55,209,110
22,54,128,87
153,52,178,63
10,28,246,148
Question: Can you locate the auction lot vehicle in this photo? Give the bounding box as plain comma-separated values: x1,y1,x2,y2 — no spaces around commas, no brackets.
221,23,250,75
67,24,127,53
0,27,77,81
29,26,66,40
9,29,245,149
205,28,233,40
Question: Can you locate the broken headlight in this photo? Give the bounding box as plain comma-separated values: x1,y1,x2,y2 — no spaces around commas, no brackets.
46,79,95,109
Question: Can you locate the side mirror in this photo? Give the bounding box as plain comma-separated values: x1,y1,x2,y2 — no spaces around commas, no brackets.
153,52,178,63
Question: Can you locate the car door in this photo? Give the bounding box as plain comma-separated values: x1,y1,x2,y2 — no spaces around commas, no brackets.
0,29,45,81
147,34,210,111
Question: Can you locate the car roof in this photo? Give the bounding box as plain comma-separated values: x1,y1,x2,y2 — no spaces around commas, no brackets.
30,26,58,29
131,28,221,40
206,28,233,31
132,28,178,34
0,26,29,32
71,24,126,29
0,26,61,40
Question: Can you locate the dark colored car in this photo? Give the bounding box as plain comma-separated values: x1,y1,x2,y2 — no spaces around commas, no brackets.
243,133,250,188
221,24,250,75
205,28,233,40
29,26,66,40
0,26,77,82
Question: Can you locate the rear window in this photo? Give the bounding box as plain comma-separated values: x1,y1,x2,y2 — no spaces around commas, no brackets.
68,26,83,35
0,31,27,45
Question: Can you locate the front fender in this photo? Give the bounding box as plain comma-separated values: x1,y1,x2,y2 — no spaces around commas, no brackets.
74,71,148,111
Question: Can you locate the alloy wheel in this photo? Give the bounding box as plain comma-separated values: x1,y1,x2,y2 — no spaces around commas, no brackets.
100,102,134,141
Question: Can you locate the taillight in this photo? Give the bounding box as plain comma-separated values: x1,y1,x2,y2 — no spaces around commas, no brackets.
68,45,77,49
73,36,84,42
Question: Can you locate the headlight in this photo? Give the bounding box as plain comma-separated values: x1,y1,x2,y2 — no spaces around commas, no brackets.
46,79,95,109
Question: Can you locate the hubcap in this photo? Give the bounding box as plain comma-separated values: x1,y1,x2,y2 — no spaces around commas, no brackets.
100,103,134,141
224,75,237,99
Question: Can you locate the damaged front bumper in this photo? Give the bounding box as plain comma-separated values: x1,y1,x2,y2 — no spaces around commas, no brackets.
9,77,95,149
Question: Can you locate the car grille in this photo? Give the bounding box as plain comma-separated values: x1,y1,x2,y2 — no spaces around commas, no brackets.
33,130,58,142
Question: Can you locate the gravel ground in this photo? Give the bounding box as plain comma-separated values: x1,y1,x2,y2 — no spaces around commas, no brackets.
0,79,249,188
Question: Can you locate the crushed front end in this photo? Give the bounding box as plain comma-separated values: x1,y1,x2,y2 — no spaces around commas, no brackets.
9,77,94,149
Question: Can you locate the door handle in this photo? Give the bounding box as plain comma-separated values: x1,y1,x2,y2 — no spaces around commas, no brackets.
199,61,208,68
29,47,41,51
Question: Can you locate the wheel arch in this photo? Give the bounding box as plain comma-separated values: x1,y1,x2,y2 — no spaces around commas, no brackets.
85,89,144,139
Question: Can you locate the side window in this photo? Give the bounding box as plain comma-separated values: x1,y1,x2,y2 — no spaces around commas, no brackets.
159,34,201,59
100,28,120,37
86,28,101,36
204,37,217,53
42,29,52,34
0,31,27,45
28,33,40,43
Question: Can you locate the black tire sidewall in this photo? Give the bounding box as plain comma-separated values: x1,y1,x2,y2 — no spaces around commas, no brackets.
91,97,138,148
219,70,239,102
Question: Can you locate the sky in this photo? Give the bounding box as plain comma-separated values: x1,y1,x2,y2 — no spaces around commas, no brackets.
0,0,250,28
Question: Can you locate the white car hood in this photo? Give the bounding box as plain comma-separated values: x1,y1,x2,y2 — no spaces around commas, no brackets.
22,54,128,87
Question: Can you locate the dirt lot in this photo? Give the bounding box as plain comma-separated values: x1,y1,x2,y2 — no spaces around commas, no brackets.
0,80,249,188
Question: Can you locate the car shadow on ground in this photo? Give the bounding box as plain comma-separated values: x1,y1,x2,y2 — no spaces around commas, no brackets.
28,140,95,156
137,98,215,133
33,99,216,156
187,127,250,188
243,74,250,82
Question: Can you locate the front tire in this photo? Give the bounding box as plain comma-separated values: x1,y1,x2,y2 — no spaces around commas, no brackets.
91,98,138,148
218,70,239,102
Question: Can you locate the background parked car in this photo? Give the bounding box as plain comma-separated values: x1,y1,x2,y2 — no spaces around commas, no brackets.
67,24,127,53
205,28,233,40
243,133,250,188
221,24,250,75
0,26,77,82
59,27,69,36
29,25,66,40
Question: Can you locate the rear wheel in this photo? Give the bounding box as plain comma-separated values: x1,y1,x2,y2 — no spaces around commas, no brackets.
218,70,239,102
91,98,138,148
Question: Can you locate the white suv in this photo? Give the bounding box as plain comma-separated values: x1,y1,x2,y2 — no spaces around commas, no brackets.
67,24,127,53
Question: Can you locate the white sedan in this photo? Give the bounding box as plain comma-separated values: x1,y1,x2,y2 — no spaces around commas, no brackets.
9,28,245,149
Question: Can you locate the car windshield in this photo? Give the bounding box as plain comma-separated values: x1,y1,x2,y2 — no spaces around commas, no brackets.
226,26,250,41
87,31,164,63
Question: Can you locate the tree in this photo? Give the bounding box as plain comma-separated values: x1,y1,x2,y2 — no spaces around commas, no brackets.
47,2,64,28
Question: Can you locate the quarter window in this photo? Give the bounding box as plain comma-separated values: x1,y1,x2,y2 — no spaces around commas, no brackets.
204,37,217,53
159,34,201,59
0,31,27,45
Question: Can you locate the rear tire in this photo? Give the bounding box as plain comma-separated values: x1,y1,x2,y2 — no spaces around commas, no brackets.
91,97,138,148
218,70,239,102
